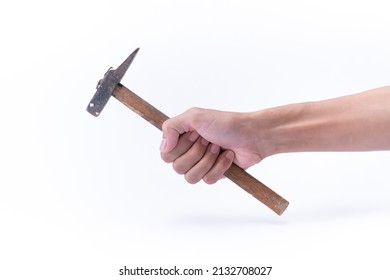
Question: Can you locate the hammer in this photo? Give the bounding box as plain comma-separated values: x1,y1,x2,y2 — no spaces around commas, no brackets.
86,48,289,215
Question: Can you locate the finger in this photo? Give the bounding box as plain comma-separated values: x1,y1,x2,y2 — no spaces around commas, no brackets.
160,108,203,153
203,150,235,184
160,131,199,163
184,143,220,184
172,137,210,174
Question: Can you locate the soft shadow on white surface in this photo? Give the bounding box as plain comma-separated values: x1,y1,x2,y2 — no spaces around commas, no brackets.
167,201,390,228
172,213,288,227
291,203,390,224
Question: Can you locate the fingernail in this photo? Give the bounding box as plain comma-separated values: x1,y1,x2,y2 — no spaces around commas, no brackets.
160,138,167,152
210,144,219,154
225,150,234,160
201,138,209,146
189,131,199,142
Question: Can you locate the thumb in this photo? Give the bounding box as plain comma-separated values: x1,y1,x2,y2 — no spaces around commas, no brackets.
160,122,179,153
159,109,199,153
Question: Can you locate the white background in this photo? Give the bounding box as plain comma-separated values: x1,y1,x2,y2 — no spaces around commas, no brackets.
1,0,390,279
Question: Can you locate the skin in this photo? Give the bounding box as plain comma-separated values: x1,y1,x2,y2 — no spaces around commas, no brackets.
160,86,390,184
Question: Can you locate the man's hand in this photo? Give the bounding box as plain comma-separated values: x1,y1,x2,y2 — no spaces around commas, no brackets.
160,108,264,184
160,86,390,185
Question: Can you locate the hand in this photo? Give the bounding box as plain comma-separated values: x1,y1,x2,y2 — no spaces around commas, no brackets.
160,87,390,185
160,108,264,184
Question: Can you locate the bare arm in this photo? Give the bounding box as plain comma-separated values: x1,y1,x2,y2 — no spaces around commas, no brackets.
160,86,390,184
258,86,390,156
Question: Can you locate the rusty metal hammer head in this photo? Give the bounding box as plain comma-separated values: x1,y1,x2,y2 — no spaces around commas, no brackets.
86,48,140,116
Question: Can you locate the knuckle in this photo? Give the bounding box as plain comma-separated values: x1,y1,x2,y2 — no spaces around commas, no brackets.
186,107,204,125
203,174,218,185
202,153,233,185
186,107,202,115
160,152,172,163
172,161,185,175
185,173,201,184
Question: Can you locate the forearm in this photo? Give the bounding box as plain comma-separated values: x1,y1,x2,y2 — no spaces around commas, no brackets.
254,86,390,157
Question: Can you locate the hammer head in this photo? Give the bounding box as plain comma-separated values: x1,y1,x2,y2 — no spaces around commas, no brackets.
86,48,140,116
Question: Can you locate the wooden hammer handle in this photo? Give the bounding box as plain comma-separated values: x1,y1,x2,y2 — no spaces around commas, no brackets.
113,83,289,215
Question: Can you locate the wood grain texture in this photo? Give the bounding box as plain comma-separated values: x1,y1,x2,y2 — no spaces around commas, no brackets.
224,164,289,215
113,83,289,215
113,83,168,130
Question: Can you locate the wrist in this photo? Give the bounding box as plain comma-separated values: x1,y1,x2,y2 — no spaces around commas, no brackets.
245,109,278,159
250,102,308,158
